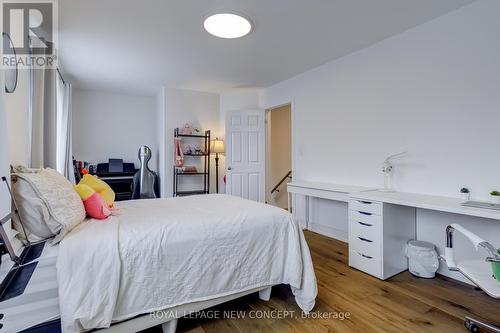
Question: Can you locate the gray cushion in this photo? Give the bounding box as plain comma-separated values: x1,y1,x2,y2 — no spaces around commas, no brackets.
12,168,85,244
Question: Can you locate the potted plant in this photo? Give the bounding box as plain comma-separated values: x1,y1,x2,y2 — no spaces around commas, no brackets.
460,187,470,201
490,191,500,204
492,248,500,281
493,248,500,281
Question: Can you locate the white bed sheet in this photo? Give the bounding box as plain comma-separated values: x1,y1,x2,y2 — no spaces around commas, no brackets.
57,194,317,332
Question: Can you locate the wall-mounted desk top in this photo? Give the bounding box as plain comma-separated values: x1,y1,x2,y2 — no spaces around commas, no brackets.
287,181,500,221
287,182,374,202
351,190,500,221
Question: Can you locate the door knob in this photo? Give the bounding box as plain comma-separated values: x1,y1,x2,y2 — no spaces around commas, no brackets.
227,166,232,170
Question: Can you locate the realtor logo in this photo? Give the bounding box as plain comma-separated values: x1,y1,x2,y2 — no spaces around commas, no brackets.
1,0,58,68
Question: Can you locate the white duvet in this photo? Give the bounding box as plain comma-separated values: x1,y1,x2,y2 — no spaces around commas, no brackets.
57,194,317,332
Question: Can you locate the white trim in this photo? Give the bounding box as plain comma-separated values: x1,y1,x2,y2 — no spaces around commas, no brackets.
265,109,272,203
265,101,294,206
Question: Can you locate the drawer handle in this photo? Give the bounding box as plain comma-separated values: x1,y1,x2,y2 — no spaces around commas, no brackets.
358,237,373,243
357,252,373,259
358,211,373,216
358,200,372,205
358,221,373,227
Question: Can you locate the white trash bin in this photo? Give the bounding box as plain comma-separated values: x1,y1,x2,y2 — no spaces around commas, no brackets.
405,240,439,278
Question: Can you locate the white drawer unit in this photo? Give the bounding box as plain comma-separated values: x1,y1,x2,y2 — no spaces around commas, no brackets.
350,210,382,227
350,233,380,259
348,198,416,280
349,249,382,278
350,219,381,256
350,199,382,215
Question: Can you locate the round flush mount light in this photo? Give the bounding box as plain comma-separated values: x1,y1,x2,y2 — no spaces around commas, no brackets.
203,13,252,39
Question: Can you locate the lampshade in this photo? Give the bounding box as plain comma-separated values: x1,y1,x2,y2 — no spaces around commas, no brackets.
210,138,225,154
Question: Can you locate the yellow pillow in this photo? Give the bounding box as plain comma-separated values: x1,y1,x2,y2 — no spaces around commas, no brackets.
78,174,115,207
74,183,95,201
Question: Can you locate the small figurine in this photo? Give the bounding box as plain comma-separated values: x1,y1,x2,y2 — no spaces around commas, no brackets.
183,145,193,155
194,145,202,154
180,123,193,135
193,127,203,136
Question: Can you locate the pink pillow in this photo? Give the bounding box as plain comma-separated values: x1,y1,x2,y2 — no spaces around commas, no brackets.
82,192,112,220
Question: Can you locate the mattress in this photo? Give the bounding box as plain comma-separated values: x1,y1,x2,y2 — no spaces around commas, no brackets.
57,194,317,332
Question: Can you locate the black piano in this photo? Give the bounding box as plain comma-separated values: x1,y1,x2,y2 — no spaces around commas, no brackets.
95,159,138,201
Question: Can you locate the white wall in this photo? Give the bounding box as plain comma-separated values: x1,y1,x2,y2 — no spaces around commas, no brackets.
257,0,500,281
72,88,158,170
263,0,500,200
3,69,30,166
219,89,264,121
164,88,220,196
72,87,220,197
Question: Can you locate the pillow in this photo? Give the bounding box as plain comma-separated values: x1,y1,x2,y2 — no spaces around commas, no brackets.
74,183,112,220
78,174,115,207
12,168,86,244
11,165,41,174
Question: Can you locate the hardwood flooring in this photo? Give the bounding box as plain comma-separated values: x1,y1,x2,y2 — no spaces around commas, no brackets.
144,231,500,333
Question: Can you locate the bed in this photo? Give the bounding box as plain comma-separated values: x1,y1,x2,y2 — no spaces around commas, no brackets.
57,194,317,333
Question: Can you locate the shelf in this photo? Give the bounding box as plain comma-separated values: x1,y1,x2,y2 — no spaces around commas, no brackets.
176,172,207,175
176,134,209,138
176,190,208,196
174,128,210,196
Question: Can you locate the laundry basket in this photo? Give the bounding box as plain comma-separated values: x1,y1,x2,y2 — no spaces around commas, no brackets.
405,240,439,278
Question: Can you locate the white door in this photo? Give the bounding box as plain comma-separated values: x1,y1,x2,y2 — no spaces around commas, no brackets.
225,110,266,202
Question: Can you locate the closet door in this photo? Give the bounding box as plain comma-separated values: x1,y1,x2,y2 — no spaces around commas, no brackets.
225,110,265,202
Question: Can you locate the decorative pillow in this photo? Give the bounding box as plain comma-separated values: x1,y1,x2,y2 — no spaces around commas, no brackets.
74,183,112,220
11,165,41,174
78,174,115,207
12,168,86,244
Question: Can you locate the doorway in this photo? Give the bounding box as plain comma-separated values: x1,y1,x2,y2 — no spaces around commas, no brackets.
266,104,292,209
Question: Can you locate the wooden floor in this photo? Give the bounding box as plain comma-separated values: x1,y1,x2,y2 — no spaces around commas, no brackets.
144,231,500,333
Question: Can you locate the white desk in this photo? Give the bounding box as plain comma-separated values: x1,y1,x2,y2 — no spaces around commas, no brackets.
288,182,500,281
287,182,374,230
348,190,500,280
350,190,500,221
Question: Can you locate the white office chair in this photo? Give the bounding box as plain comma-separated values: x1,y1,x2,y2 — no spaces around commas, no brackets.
444,224,500,333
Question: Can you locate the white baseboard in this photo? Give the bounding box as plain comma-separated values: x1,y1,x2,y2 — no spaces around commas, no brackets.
308,223,348,243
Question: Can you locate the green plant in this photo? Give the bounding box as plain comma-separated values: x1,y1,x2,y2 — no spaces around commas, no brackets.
491,191,500,196
493,257,500,281
460,187,470,194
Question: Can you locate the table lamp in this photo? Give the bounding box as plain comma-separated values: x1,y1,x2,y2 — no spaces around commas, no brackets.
210,138,225,193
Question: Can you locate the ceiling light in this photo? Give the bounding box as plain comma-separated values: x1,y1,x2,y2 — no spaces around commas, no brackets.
204,13,252,39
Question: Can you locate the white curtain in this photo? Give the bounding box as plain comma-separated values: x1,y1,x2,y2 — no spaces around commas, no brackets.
29,40,57,169
56,77,75,183
29,35,75,182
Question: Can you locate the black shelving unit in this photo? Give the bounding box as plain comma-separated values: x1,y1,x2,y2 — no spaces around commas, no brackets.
173,128,211,196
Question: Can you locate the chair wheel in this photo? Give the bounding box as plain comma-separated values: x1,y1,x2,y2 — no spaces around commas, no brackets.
465,319,479,333
468,325,479,333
